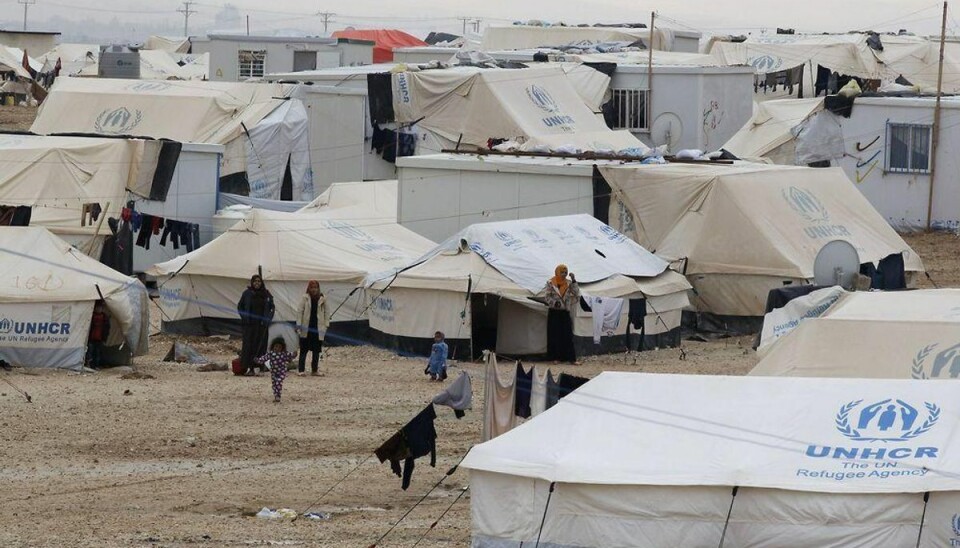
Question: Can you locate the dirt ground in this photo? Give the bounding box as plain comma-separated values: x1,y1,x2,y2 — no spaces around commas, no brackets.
0,105,37,132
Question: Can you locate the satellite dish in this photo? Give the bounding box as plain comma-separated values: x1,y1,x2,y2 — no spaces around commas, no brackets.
814,240,860,289
650,112,683,150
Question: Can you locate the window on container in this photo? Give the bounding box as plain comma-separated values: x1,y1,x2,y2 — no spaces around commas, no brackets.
886,123,931,174
610,89,648,131
237,50,266,80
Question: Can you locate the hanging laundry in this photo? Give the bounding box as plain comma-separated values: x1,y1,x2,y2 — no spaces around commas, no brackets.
545,370,560,410
136,213,164,249
558,373,589,400
374,404,437,490
583,295,624,344
432,371,472,418
371,125,389,154
149,141,182,201
514,361,533,419
367,72,395,124
482,352,517,442
530,365,549,417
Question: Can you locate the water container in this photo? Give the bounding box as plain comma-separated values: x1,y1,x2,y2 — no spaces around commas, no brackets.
211,205,252,237
98,45,140,79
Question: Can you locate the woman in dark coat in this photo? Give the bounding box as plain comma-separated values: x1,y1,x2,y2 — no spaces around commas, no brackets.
237,274,275,375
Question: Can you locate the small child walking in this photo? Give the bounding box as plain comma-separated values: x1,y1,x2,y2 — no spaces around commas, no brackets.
256,338,297,402
425,331,448,382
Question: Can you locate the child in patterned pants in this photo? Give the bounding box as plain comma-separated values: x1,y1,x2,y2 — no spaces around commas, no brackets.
256,338,297,402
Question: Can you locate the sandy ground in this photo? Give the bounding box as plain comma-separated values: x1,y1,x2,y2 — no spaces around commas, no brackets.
0,106,37,132
1,101,958,545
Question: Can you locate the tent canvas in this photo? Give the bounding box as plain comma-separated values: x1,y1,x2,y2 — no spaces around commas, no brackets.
464,371,960,547
149,208,435,337
0,227,148,369
722,97,826,163
599,162,923,316
365,215,690,356
0,134,146,252
391,65,643,152
752,289,960,379
31,78,313,200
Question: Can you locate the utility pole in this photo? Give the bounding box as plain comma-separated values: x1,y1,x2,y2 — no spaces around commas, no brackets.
318,12,335,35
927,1,948,230
19,0,36,32
458,17,473,35
472,18,482,33
177,1,197,38
647,11,655,134
246,15,250,36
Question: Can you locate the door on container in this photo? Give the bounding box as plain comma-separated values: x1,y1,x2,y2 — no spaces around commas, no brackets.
293,51,317,72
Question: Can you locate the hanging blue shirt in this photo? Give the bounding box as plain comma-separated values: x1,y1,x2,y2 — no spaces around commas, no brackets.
428,341,448,376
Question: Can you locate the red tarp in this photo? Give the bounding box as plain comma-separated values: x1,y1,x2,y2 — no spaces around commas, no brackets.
333,29,427,63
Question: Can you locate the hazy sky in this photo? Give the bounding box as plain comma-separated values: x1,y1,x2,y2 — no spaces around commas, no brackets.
1,0,953,41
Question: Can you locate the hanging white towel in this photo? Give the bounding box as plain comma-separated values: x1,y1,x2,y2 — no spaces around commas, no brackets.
584,295,625,344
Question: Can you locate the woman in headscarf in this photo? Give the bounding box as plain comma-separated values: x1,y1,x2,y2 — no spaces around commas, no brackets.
541,264,580,364
297,280,329,376
237,274,275,375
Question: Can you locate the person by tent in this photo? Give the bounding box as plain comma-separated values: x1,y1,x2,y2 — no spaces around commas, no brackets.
255,337,296,403
237,274,275,375
86,300,110,370
541,265,579,365
425,331,448,381
296,280,328,377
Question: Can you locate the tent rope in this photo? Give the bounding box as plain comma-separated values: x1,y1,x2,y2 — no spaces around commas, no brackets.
410,485,470,548
533,482,556,548
0,375,32,403
367,448,471,548
915,491,931,548
717,486,739,548
294,454,374,521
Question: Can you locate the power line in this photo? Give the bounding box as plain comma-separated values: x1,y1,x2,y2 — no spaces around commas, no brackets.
18,0,37,32
317,11,335,35
177,1,198,38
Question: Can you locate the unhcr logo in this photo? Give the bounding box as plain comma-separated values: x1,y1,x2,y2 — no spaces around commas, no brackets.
750,54,783,72
951,514,960,546
911,343,960,379
783,187,829,223
94,107,143,134
835,399,940,443
0,318,11,334
127,81,172,92
526,85,559,113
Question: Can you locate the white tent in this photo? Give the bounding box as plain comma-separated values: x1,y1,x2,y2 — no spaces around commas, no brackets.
463,371,960,547
36,43,98,76
149,208,435,338
709,33,960,94
480,25,679,52
75,50,210,81
599,162,923,316
722,97,827,163
31,77,314,201
752,289,960,379
142,36,191,53
392,65,643,152
0,134,146,253
0,227,148,369
366,214,690,357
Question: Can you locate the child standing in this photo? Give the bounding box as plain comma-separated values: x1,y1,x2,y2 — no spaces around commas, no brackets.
86,301,110,370
256,338,297,402
425,331,448,382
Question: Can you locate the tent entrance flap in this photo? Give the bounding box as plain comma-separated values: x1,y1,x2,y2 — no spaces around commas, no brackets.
471,294,499,360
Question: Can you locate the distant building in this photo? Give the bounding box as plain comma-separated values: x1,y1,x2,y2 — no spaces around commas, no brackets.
190,34,374,81
0,30,60,56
